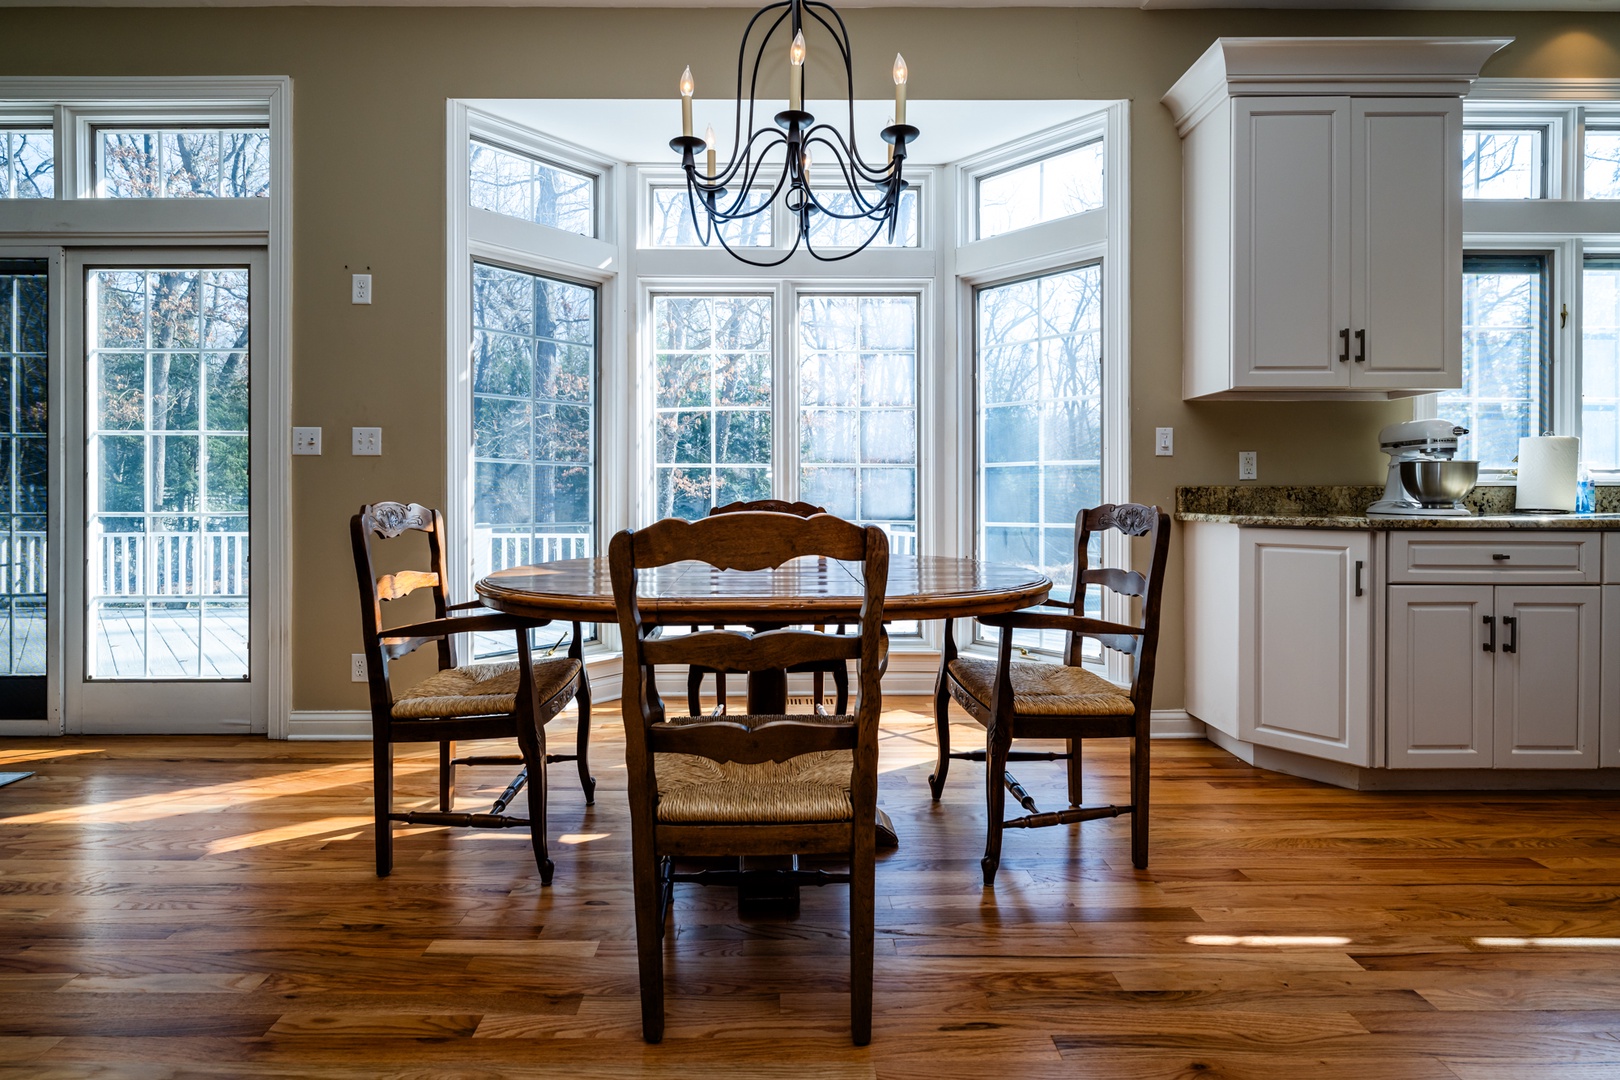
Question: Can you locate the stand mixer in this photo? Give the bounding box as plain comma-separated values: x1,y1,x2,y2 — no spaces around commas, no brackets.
1367,419,1477,517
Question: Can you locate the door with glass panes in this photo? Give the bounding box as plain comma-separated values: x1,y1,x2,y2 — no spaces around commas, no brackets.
63,250,268,733
0,260,48,721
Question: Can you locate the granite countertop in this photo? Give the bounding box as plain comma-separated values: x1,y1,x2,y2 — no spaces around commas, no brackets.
1176,485,1620,530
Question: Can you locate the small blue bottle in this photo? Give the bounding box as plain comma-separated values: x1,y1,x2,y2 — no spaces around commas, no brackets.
1576,464,1596,514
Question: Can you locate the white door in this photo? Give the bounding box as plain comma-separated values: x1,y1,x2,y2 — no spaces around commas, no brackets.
1493,585,1601,769
1239,529,1373,765
1231,96,1351,389
1387,585,1494,768
1350,98,1462,388
63,250,268,733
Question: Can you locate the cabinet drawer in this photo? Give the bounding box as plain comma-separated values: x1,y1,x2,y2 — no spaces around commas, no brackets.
1388,532,1599,584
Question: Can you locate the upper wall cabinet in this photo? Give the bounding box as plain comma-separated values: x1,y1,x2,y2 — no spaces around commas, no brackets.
1163,38,1510,401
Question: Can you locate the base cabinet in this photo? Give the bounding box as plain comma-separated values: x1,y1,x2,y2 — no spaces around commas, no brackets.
1387,584,1601,769
1239,529,1374,765
1604,585,1620,769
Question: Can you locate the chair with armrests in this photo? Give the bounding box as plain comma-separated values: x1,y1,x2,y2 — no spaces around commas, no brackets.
929,503,1170,884
351,501,595,884
685,499,851,717
610,511,889,1045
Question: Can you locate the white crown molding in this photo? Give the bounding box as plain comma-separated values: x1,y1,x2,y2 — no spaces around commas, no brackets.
1470,78,1620,101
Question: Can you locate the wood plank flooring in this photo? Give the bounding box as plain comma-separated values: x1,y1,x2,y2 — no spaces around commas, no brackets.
2,697,1620,1077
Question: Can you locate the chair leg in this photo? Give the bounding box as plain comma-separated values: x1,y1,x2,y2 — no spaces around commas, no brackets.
438,740,455,813
373,736,393,878
981,720,1012,886
515,714,554,886
927,676,951,801
1131,727,1150,870
632,842,667,1043
1066,737,1083,807
574,677,596,805
831,663,850,716
850,828,875,1046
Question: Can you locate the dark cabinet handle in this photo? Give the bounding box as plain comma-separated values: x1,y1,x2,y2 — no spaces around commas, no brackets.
1339,328,1350,363
1492,553,1511,561
1354,560,1364,597
1483,615,1495,653
1354,329,1366,362
1503,615,1517,654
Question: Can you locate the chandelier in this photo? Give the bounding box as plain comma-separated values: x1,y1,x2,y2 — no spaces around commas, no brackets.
670,0,917,266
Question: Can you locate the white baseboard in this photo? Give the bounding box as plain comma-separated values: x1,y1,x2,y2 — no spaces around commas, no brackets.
284,711,373,740
1151,709,1204,739
0,718,58,737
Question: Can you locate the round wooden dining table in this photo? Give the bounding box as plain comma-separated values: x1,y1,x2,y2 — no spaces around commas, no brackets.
478,552,1050,865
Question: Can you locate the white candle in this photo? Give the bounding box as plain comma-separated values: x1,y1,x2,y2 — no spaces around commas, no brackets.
789,31,806,111
704,124,717,177
679,66,695,137
892,54,908,127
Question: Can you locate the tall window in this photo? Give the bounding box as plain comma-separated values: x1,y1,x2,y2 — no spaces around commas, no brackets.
470,263,596,581
1584,256,1620,469
1,265,47,679
1439,254,1550,470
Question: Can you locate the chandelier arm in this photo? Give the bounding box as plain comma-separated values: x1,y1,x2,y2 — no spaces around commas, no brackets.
806,125,891,194
802,207,891,262
693,128,789,219
709,205,804,268
800,134,890,220
801,3,872,171
735,4,792,187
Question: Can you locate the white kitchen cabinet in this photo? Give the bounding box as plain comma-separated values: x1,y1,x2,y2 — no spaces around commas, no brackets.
1388,583,1601,769
1163,37,1506,401
1239,528,1376,765
1603,585,1619,769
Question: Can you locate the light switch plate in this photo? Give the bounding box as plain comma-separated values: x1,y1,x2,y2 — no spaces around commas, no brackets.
1155,427,1174,456
352,427,382,456
1239,450,1258,481
292,426,322,455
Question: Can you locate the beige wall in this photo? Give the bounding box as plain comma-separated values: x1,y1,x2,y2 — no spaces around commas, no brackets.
5,5,1618,713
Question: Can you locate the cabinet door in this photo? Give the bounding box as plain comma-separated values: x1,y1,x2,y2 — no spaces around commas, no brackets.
1240,530,1372,764
1494,586,1601,768
1349,98,1462,389
1604,585,1619,768
1231,97,1352,389
1387,585,1494,768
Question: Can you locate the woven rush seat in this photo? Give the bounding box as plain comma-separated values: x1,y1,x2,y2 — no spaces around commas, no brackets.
392,658,582,720
947,655,1134,717
655,713,853,824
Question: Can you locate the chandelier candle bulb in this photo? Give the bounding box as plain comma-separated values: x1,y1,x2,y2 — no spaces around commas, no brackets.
789,31,806,111
679,66,694,137
704,124,717,177
893,54,908,126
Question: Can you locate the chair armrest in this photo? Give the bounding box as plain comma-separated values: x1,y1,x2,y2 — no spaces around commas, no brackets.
977,609,1142,638
381,612,544,641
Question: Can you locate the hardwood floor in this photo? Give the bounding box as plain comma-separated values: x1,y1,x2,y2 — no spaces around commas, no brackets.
3,697,1620,1077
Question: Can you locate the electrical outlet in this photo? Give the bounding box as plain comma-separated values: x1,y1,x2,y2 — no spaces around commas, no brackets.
292,426,322,455
1155,427,1174,456
352,427,382,456
351,654,368,682
351,273,372,305
1239,450,1258,481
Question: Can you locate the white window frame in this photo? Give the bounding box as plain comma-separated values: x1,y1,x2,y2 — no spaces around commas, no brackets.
1422,80,1620,481
0,76,292,736
953,105,1130,681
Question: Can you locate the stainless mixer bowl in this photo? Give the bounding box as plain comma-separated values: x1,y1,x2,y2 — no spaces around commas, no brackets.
1400,460,1480,506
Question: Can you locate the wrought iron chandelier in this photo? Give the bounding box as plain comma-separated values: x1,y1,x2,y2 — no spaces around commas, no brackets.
670,0,918,266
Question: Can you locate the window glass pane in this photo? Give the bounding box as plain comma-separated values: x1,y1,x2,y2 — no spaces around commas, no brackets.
649,186,772,247
471,263,596,658
85,267,251,680
978,264,1101,654
1585,130,1620,200
799,295,917,560
977,139,1104,241
469,139,594,236
1583,255,1620,471
653,295,771,520
1462,127,1544,199
1438,254,1551,471
1,263,49,677
0,129,54,199
807,187,919,248
98,129,269,198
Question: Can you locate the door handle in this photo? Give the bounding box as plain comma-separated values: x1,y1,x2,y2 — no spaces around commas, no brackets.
1483,615,1495,653
1339,328,1350,363
1503,615,1517,654
1354,560,1364,597
1354,329,1366,363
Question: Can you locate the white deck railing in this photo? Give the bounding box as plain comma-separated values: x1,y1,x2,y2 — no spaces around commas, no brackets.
82,531,250,599
476,522,916,576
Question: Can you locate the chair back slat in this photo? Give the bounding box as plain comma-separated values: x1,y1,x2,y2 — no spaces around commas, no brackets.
643,628,859,671
711,499,825,518
1068,503,1172,690
629,512,869,571
648,718,856,764
377,569,440,602
1082,566,1146,599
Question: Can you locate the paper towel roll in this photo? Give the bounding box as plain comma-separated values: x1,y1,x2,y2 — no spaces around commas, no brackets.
1516,436,1579,512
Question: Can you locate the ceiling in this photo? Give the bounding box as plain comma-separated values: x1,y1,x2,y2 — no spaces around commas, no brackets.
475,98,1104,166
